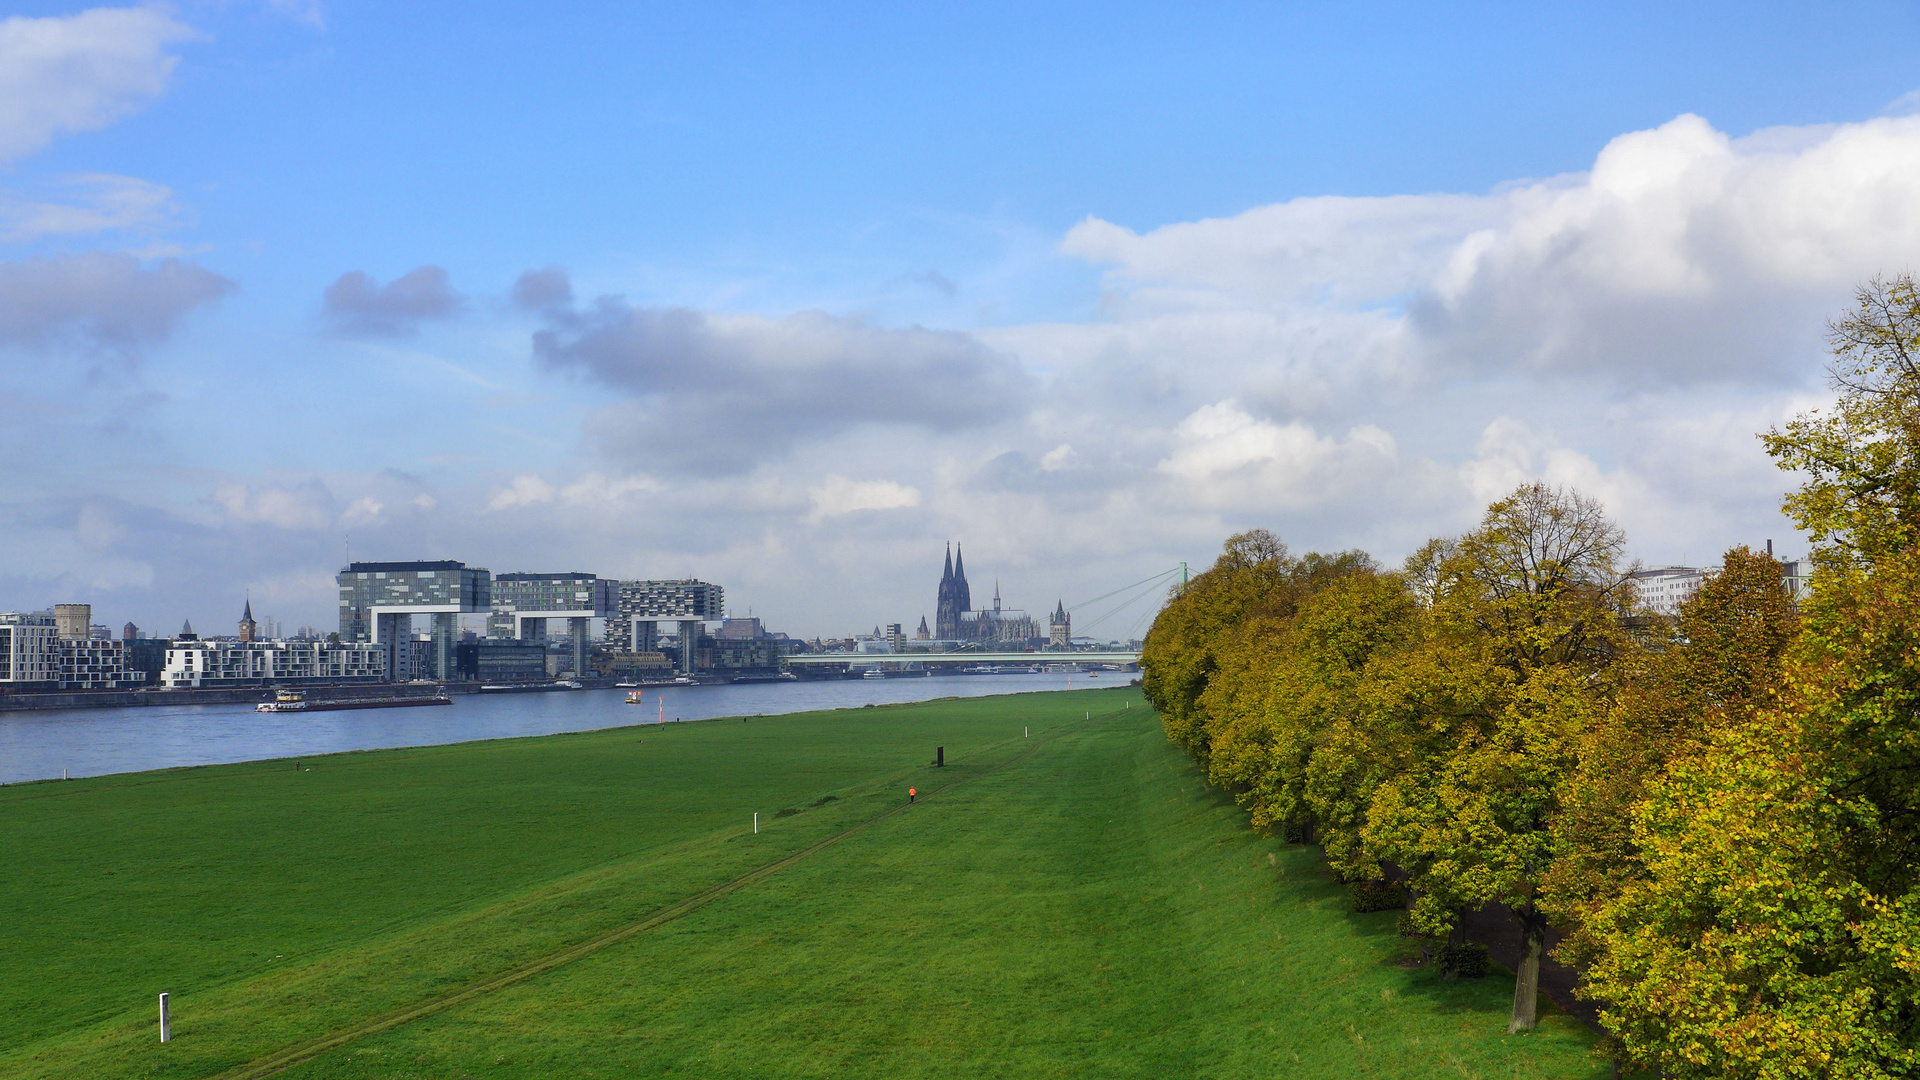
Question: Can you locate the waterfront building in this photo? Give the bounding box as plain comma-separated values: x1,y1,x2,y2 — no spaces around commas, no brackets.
161,639,386,688
58,638,130,689
53,604,91,641
885,623,905,650
612,579,724,671
0,612,58,688
488,572,610,677
123,637,171,685
1049,600,1070,650
337,560,491,681
453,639,548,683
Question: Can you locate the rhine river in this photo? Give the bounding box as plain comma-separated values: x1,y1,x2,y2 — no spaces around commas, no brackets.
0,672,1110,785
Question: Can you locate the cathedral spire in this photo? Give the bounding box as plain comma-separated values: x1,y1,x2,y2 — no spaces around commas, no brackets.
942,543,953,582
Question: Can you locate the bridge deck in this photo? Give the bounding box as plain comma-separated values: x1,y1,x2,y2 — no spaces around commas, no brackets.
785,651,1139,666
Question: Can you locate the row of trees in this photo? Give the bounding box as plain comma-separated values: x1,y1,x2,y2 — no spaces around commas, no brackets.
1139,275,1920,1077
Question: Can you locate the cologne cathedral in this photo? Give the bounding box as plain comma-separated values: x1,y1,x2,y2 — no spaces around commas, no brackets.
932,544,1038,645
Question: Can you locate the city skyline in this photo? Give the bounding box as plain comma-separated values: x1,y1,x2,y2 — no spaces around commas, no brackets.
3,3,1920,637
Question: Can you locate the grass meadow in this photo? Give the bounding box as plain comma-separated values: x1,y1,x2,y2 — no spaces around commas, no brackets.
0,687,1603,1078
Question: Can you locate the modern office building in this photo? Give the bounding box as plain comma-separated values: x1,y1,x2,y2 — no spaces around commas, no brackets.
337,560,491,681
453,639,549,683
0,612,59,688
613,579,724,671
488,572,611,677
161,639,386,688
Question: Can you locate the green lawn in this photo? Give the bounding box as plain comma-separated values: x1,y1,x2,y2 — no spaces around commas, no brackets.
0,688,1603,1078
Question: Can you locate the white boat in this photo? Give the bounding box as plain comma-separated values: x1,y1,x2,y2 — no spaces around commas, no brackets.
554,680,584,690
256,689,308,713
861,668,889,679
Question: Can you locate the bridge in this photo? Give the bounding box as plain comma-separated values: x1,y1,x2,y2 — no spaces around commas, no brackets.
785,651,1140,668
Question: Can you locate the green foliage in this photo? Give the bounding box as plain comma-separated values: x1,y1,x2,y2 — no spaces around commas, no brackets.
1349,879,1407,913
1577,276,1920,1078
1438,942,1491,979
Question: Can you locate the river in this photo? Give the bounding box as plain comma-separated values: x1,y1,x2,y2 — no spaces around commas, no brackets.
0,672,1124,785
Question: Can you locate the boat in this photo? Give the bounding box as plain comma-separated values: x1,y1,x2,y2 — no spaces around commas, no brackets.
256,689,451,713
861,668,889,679
554,680,584,690
626,690,645,704
615,681,641,688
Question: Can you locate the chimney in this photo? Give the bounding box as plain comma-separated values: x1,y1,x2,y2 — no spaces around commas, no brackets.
1767,539,1774,557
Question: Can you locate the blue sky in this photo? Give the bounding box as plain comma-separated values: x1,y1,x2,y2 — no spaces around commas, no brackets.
4,1,1920,638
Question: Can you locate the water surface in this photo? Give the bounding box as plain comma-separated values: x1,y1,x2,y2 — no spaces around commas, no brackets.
0,672,1120,784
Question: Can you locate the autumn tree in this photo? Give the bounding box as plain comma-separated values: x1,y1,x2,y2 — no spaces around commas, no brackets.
1581,275,1920,1077
1361,482,1627,1033
1206,568,1418,840
1546,546,1798,968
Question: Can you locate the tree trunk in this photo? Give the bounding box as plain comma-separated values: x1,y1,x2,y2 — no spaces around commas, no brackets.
1509,905,1545,1033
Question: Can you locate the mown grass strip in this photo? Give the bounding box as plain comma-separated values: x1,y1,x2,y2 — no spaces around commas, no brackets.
211,712,1099,1080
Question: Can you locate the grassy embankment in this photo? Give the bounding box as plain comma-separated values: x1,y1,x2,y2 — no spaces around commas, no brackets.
0,687,1603,1078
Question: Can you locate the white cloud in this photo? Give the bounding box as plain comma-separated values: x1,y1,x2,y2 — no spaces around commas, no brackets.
0,174,180,241
0,8,197,164
806,476,923,523
1156,401,1401,511
214,482,335,530
488,475,554,510
1067,112,1920,385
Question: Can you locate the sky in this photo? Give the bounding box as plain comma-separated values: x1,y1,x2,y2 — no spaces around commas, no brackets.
4,1,1920,640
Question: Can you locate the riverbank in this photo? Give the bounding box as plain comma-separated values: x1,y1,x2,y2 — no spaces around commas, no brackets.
0,671,1093,784
0,681,468,713
0,688,1600,1079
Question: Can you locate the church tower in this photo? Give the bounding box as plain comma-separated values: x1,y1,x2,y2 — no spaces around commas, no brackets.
1049,599,1070,650
238,598,258,643
936,544,960,639
952,544,972,614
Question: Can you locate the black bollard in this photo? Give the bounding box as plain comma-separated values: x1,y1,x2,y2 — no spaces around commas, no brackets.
936,746,944,767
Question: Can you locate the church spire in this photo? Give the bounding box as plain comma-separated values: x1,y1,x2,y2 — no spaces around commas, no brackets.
942,543,953,582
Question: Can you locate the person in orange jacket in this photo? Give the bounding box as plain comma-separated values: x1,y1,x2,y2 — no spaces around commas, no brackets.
908,786,916,803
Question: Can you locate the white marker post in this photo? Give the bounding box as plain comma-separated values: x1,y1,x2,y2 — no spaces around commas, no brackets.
158,992,170,1043
753,812,759,835
1024,726,1028,737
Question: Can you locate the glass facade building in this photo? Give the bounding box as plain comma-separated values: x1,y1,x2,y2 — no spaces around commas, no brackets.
336,560,491,681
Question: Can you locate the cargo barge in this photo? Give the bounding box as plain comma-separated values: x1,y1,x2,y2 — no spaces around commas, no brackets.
256,689,451,713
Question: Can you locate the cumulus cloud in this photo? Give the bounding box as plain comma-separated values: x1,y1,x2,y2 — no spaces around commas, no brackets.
0,7,197,163
1066,112,1920,385
322,265,464,337
0,252,235,358
213,481,335,530
1156,401,1402,511
806,476,922,522
527,269,1031,472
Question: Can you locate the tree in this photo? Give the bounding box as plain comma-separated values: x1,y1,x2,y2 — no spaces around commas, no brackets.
1206,569,1417,840
1361,482,1628,1033
1140,530,1294,761
1580,276,1920,1078
1547,546,1798,971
